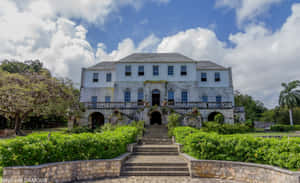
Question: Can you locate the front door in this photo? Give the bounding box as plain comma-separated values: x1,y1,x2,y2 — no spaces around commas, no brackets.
152,89,160,106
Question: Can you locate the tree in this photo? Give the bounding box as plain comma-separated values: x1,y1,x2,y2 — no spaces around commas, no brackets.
0,70,80,135
279,80,300,126
234,91,267,121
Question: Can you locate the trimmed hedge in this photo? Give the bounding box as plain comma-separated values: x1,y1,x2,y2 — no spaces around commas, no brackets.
202,122,252,134
174,126,300,170
271,125,300,132
0,126,138,167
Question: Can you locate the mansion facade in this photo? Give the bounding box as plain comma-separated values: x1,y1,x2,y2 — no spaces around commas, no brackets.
79,53,244,128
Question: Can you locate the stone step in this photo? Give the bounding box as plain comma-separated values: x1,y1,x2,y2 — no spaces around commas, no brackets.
141,142,173,145
123,166,189,171
134,148,178,152
125,162,188,166
121,170,190,176
132,152,179,155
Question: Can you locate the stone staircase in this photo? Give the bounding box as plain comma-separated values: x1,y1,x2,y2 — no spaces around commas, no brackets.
121,124,190,176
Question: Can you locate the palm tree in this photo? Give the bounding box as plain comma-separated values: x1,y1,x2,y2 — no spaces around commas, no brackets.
279,80,300,126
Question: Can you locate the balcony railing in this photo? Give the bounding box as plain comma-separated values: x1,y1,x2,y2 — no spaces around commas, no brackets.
84,101,233,110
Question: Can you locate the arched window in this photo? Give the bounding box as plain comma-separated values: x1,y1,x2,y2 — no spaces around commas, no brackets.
124,89,131,103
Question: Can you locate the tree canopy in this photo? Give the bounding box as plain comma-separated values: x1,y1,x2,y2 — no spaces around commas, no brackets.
234,91,267,121
0,60,82,134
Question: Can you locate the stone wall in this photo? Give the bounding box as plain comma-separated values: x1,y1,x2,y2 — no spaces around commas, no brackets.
181,153,300,183
2,153,130,183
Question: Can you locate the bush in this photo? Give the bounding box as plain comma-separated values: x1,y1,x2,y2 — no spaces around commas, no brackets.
66,126,93,134
202,122,252,134
129,120,145,137
174,126,300,170
0,126,138,167
270,125,300,132
214,114,224,124
167,113,181,137
173,126,199,144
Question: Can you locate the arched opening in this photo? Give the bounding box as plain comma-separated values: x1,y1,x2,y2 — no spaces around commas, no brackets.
0,115,7,129
150,111,162,125
208,112,224,123
152,89,160,106
90,112,105,129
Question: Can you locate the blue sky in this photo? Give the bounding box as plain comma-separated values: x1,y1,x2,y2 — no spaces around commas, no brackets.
0,0,299,108
83,0,293,52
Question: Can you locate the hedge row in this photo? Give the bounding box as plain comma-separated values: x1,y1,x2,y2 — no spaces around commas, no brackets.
0,126,138,167
173,127,300,170
270,125,300,132
202,122,253,134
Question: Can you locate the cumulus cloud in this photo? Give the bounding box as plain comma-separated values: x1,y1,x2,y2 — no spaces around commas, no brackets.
0,0,168,83
96,34,160,61
96,3,300,108
216,0,283,26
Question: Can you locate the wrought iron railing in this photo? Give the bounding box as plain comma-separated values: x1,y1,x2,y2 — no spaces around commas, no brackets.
84,101,233,110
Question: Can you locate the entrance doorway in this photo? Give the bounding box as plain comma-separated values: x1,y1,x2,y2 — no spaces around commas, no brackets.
150,111,162,125
152,89,160,106
90,112,105,129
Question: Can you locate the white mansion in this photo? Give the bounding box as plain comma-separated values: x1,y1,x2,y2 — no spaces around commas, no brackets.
79,53,244,128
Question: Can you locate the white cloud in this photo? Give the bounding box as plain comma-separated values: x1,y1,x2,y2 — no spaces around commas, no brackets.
216,0,283,26
0,0,168,84
96,34,160,61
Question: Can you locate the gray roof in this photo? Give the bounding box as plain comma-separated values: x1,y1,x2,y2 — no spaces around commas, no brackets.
196,61,226,70
87,53,227,70
87,61,115,70
118,53,195,63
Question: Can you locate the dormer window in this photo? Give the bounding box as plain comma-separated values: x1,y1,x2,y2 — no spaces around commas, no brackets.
138,65,144,76
125,65,131,76
93,73,99,82
215,72,221,82
181,65,187,76
201,73,207,82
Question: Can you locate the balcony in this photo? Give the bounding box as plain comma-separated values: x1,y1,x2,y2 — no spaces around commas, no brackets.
84,101,233,110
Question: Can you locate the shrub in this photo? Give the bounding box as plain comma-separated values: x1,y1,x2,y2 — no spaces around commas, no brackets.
173,126,199,144
214,114,224,124
174,126,300,170
202,122,252,134
66,126,93,134
271,125,300,132
129,120,145,137
167,113,181,137
0,126,138,167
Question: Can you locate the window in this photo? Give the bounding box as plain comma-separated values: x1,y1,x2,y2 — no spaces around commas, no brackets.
91,96,97,108
168,66,174,76
138,66,144,76
124,90,131,102
201,73,207,82
216,96,222,103
106,73,112,82
93,73,99,82
181,91,188,103
202,96,208,102
215,72,221,82
125,65,131,76
168,90,174,105
153,65,159,76
105,96,111,103
138,89,144,105
181,65,187,76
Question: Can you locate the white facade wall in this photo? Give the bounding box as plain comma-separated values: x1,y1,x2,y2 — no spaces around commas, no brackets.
80,62,234,104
